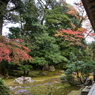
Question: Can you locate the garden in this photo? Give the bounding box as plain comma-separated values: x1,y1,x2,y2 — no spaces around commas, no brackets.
0,0,95,95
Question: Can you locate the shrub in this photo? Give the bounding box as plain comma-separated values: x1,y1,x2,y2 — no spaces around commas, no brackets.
0,78,11,95
60,75,67,80
66,75,77,86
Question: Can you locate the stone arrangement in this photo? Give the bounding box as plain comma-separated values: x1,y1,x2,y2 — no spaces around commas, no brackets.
42,64,55,72
49,65,55,72
14,76,35,84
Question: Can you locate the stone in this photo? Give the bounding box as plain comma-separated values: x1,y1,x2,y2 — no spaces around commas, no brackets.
38,71,47,76
72,72,77,75
15,89,29,94
81,86,91,95
68,90,79,95
42,64,49,71
84,78,92,86
14,76,35,84
9,86,22,91
59,70,64,73
49,65,55,72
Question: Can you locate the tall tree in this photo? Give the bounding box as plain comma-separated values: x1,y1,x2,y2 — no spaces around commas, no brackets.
0,35,33,77
0,0,27,35
36,0,63,25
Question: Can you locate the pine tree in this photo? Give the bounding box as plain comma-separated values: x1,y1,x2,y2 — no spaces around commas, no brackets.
0,78,10,95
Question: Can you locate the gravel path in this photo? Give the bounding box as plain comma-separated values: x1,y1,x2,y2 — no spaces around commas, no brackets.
9,81,60,94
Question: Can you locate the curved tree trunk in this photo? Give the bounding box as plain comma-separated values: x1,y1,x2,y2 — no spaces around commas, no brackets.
0,0,10,35
0,16,3,35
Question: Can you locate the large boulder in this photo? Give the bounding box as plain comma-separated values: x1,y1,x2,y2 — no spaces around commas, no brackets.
84,78,92,86
14,76,35,84
49,65,55,72
42,64,49,71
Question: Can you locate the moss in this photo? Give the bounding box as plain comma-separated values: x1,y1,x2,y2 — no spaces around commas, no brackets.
4,70,81,95
27,83,80,95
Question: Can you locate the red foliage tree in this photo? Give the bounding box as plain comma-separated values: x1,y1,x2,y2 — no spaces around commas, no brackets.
55,27,86,46
0,36,33,65
56,1,93,46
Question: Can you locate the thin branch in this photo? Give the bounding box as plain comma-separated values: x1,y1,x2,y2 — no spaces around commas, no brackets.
85,29,93,38
38,0,44,9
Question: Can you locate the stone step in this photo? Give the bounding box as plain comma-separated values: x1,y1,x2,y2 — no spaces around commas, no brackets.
76,88,83,95
68,90,79,95
76,90,81,95
68,87,83,95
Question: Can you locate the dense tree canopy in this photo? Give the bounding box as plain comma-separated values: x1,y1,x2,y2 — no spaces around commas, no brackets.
0,36,33,64
0,0,93,73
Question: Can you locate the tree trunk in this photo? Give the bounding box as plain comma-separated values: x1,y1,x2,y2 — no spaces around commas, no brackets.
0,17,3,35
93,42,95,60
74,18,84,31
23,70,29,75
0,1,9,36
2,65,9,78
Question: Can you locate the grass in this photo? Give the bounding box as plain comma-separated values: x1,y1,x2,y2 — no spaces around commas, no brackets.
3,70,81,95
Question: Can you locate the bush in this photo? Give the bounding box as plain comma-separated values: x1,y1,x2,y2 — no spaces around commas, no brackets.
60,75,67,80
66,75,77,86
0,78,11,95
60,74,78,85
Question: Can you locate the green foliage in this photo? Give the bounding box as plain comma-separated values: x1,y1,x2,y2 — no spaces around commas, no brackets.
7,0,88,71
60,74,77,86
0,78,11,95
28,31,68,67
60,75,67,80
45,52,68,64
18,65,32,71
8,27,21,39
32,57,47,66
66,75,77,86
47,86,53,95
65,52,93,84
81,61,95,78
45,6,71,36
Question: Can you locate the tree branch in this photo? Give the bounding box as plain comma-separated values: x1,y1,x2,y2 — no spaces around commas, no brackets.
38,0,44,9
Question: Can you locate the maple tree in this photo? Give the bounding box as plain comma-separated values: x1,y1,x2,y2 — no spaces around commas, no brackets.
0,35,33,77
55,28,86,46
0,35,33,64
55,1,89,46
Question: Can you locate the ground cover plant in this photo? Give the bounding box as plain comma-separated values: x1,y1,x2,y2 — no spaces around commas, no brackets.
3,70,81,95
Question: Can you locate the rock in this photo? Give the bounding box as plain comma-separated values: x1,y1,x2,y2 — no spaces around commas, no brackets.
9,86,22,91
59,70,64,73
15,89,29,94
14,76,35,84
49,65,55,72
38,71,47,76
81,86,91,95
54,73,61,75
72,72,77,75
84,78,92,86
42,64,49,71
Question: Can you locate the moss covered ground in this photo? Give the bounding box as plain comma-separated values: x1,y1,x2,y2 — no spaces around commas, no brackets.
3,70,81,95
